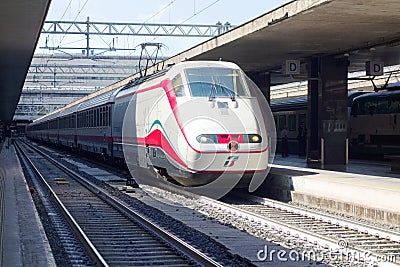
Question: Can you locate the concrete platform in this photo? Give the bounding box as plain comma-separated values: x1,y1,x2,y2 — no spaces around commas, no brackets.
259,155,400,226
0,143,55,267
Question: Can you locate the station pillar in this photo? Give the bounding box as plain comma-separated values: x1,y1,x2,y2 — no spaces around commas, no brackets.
307,56,348,166
248,73,271,103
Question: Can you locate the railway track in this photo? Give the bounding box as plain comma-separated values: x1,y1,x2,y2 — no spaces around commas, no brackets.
18,139,400,266
225,195,400,265
141,186,400,267
15,140,222,267
206,193,400,266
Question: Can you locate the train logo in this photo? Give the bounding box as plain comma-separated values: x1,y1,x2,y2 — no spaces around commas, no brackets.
224,156,239,167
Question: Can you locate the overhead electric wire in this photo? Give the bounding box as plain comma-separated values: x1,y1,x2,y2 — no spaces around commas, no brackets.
136,0,222,59
142,0,177,23
180,0,222,24
40,0,91,88
56,0,90,49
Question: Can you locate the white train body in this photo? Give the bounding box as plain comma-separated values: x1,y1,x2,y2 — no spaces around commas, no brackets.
27,61,270,187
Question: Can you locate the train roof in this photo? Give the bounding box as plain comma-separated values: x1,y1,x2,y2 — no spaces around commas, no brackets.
387,81,400,89
57,103,80,118
270,91,367,112
30,60,245,125
270,96,307,112
353,89,400,102
77,87,120,111
31,86,122,125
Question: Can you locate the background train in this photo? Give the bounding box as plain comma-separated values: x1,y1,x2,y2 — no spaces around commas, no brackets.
271,88,400,159
27,61,274,189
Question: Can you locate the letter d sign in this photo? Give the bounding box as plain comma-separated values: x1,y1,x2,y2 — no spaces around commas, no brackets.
373,63,384,75
285,60,300,75
366,61,384,76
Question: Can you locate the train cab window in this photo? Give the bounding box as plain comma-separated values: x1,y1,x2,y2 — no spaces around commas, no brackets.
279,115,286,131
185,67,250,98
288,114,296,131
172,74,185,97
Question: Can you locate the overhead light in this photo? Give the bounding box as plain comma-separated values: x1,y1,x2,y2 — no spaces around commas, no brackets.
369,47,376,51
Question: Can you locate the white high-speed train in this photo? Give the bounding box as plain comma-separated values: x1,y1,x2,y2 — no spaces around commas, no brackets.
27,61,274,188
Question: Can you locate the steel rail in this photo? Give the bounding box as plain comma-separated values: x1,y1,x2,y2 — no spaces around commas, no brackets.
14,141,108,267
199,195,399,267
242,194,400,243
20,140,222,267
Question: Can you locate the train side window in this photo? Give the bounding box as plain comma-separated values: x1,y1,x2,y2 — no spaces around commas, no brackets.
368,103,376,115
279,115,286,131
172,74,185,97
354,100,364,115
99,108,102,127
377,99,388,114
105,106,110,126
98,108,101,126
71,115,75,128
108,106,111,126
273,115,278,130
288,114,296,131
388,98,400,113
104,107,107,126
298,114,306,127
103,106,107,126
96,108,100,127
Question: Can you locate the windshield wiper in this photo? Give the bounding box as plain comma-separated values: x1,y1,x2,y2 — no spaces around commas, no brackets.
219,83,236,101
228,88,236,101
209,79,217,101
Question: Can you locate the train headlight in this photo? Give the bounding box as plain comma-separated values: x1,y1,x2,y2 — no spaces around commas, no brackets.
244,134,262,143
196,134,218,143
251,135,260,143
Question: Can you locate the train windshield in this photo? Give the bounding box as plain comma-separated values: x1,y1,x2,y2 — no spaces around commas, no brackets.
185,67,251,98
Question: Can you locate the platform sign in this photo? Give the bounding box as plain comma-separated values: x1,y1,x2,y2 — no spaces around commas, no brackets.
285,60,300,75
366,61,384,76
